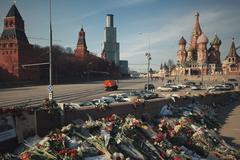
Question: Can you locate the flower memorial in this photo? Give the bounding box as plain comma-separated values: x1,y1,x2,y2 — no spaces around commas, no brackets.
1,102,240,160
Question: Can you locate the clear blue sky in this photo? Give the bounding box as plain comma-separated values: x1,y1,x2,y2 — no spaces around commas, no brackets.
1,0,240,72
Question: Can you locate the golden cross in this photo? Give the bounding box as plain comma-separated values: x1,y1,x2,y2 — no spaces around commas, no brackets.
13,0,16,4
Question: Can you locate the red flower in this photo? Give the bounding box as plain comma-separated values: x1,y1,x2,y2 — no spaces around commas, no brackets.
154,132,164,142
105,114,116,122
175,122,180,125
20,152,31,160
132,119,140,125
172,156,182,160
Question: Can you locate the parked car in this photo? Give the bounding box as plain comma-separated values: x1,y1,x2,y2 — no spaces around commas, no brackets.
79,101,95,106
70,101,95,108
190,85,201,90
163,83,179,90
227,78,238,87
178,84,187,88
224,82,235,90
157,86,174,92
144,84,155,92
208,83,234,92
92,99,106,106
139,91,158,99
101,96,116,104
183,81,196,88
108,94,127,102
122,91,142,102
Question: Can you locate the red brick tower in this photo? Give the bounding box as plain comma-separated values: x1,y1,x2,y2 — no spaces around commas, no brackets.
74,27,89,58
0,3,33,80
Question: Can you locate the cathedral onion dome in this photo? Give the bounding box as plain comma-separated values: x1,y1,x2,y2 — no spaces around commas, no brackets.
210,34,221,46
197,32,208,44
179,36,187,45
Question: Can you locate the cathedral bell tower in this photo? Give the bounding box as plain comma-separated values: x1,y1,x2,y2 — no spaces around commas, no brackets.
177,36,187,64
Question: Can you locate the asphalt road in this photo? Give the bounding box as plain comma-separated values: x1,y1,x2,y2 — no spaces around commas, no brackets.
0,78,161,107
0,77,231,108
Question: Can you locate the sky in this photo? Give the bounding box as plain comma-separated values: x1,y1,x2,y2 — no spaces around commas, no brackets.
0,0,240,72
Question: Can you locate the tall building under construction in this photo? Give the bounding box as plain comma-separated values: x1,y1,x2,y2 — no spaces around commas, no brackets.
102,14,120,66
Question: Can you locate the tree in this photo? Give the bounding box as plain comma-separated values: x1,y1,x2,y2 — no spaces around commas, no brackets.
65,47,73,54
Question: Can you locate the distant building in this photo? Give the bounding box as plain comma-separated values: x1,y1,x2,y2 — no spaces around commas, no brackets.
158,62,170,77
222,38,240,75
0,3,39,81
119,60,128,75
176,12,222,75
101,14,120,66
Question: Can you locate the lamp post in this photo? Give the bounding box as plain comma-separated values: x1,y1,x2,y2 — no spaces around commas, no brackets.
177,60,180,84
145,52,151,91
48,0,53,101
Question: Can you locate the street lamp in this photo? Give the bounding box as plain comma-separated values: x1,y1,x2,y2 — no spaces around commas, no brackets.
48,0,53,101
145,52,151,91
177,60,180,84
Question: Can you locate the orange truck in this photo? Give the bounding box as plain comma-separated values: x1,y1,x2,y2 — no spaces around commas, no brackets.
104,80,118,91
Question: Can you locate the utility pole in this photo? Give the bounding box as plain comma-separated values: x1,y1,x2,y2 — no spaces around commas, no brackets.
48,0,53,101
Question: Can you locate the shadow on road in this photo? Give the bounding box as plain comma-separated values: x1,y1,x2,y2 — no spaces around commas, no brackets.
216,100,240,149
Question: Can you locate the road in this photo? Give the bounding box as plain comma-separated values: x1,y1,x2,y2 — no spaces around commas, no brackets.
0,77,233,108
1,76,240,108
0,79,161,107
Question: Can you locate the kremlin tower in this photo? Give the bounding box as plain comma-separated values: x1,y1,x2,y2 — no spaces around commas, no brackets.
0,3,39,80
74,27,89,58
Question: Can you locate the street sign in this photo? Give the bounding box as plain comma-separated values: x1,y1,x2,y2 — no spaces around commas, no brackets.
49,92,53,101
48,85,53,92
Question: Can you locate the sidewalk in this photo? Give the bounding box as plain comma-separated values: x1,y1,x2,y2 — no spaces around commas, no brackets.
218,101,240,148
